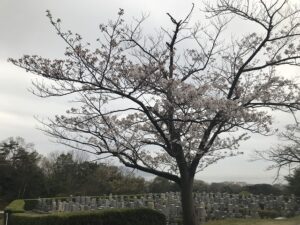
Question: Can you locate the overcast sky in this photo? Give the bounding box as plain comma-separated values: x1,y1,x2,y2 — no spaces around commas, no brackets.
0,0,299,184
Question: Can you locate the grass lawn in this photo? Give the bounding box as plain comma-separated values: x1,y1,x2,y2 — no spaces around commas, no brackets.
206,216,300,225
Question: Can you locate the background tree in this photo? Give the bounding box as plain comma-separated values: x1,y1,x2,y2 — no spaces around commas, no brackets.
9,1,300,224
243,184,282,195
285,168,300,196
0,137,46,201
148,176,179,193
209,182,243,194
0,137,147,207
44,152,99,196
77,163,146,195
42,151,147,196
49,152,79,195
109,169,146,194
257,124,300,177
191,180,209,193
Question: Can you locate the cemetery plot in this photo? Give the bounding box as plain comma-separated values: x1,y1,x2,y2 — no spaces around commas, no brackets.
33,192,300,224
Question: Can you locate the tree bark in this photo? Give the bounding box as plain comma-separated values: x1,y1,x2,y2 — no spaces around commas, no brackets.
180,176,199,225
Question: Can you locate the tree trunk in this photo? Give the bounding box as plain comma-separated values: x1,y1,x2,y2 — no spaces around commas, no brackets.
180,176,199,225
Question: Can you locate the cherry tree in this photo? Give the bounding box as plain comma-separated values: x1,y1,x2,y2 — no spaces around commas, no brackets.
9,0,300,224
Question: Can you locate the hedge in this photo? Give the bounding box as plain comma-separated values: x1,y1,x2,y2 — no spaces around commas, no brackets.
7,208,166,225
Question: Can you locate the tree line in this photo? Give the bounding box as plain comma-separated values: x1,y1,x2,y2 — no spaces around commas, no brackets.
0,137,145,206
1,137,299,209
147,176,298,197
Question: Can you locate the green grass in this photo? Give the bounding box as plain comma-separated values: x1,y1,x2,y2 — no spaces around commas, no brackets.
206,216,300,225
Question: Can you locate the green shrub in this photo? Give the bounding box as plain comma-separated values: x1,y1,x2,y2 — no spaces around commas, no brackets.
5,200,25,213
239,191,251,197
8,208,166,225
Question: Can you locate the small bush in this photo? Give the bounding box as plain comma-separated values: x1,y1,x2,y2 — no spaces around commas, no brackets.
5,200,25,213
239,191,251,198
8,208,166,225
